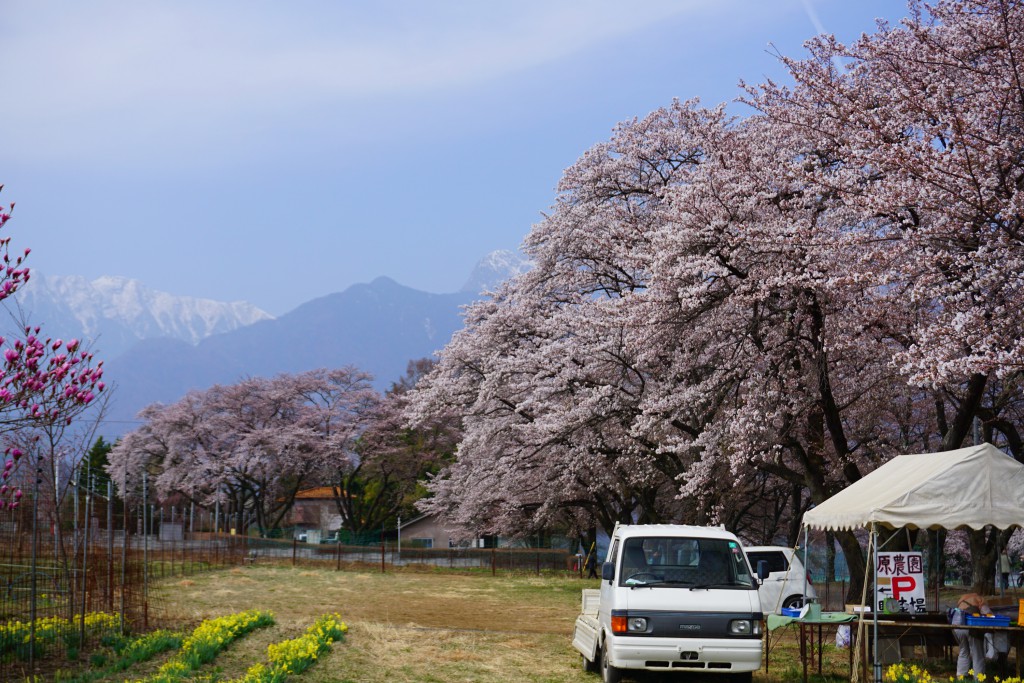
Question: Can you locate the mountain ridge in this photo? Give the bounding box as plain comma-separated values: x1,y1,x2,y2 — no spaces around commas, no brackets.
6,250,531,437
13,272,273,357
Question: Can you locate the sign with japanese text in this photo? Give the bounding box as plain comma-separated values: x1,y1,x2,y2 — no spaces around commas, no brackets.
875,551,926,613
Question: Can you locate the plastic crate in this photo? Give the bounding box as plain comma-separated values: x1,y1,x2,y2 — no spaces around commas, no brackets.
966,615,1011,627
781,607,802,618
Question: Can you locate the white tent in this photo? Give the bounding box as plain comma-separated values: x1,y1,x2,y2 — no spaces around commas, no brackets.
800,443,1024,682
803,443,1024,532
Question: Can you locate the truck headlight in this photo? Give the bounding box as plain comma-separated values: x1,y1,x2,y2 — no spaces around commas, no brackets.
611,614,649,634
728,619,758,635
627,617,648,632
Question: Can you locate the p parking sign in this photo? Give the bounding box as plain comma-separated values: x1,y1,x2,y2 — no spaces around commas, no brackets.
875,551,926,613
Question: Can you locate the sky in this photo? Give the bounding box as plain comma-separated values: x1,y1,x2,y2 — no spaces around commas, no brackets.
2,0,910,316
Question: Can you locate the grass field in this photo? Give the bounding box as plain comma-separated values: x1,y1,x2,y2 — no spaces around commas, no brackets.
58,564,879,682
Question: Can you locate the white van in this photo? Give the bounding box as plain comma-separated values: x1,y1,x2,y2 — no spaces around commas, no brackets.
743,545,817,614
572,524,766,683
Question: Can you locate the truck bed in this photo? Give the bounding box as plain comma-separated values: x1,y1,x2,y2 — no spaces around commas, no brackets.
572,589,602,663
580,589,600,617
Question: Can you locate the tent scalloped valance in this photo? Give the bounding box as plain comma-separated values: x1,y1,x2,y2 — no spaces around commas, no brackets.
802,443,1024,532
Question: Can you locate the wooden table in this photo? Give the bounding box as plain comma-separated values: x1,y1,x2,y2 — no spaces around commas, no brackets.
871,619,1024,678
766,612,1024,682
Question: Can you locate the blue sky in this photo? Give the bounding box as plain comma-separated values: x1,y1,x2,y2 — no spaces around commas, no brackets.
2,1,907,315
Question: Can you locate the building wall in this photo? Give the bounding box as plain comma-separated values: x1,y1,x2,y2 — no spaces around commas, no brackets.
400,516,455,549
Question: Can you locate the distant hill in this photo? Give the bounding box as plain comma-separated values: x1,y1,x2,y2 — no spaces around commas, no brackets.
98,250,530,436
101,276,476,434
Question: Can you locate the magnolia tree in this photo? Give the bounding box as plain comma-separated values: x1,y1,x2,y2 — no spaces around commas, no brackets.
0,189,106,512
408,0,1024,599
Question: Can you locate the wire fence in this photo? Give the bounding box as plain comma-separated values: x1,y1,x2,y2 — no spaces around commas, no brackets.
250,538,575,575
0,475,577,680
0,482,253,682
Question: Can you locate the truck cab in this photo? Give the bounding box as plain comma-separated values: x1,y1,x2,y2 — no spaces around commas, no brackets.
572,524,765,682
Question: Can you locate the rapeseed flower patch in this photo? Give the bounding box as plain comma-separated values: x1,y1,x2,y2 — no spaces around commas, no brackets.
136,609,274,683
234,613,348,682
885,663,1024,683
0,611,120,658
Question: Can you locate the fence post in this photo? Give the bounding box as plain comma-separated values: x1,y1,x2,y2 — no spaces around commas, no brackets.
106,481,114,611
28,455,41,680
292,537,297,566
120,476,128,636
380,539,385,573
143,472,149,630
80,472,92,647
491,546,496,576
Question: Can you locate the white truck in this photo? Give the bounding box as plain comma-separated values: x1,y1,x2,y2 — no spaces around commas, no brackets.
572,524,767,683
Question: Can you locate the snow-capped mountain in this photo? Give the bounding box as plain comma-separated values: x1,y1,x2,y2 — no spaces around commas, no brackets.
6,251,527,438
11,273,273,357
460,249,532,294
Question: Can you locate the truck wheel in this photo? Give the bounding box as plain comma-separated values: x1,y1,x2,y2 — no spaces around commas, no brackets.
581,653,598,673
601,639,622,683
782,595,805,609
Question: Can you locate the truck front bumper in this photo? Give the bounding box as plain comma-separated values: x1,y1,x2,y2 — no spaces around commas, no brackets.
606,635,762,674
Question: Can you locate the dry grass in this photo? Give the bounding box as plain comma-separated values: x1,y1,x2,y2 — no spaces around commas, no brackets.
59,564,861,682
150,565,587,683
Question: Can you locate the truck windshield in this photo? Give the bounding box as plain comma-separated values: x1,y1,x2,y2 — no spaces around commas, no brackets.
618,536,755,589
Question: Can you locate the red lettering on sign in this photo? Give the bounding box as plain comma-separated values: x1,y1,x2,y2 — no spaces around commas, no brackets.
892,576,916,599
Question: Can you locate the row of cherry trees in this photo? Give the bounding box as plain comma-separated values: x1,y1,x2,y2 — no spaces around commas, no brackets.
406,0,1024,597
108,361,457,538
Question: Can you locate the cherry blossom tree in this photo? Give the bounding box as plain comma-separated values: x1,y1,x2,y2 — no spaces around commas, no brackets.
325,360,458,538
749,0,1024,592
410,0,1024,600
110,367,401,537
408,102,725,539
111,374,331,536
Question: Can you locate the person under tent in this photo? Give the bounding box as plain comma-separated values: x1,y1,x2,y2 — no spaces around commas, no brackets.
951,592,991,680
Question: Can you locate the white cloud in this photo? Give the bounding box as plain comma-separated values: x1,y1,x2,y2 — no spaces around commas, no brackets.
1,0,712,162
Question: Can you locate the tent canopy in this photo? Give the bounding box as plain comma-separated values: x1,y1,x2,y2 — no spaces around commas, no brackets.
802,443,1024,532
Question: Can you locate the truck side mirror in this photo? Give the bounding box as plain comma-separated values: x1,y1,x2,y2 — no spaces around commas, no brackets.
757,560,770,582
602,562,615,582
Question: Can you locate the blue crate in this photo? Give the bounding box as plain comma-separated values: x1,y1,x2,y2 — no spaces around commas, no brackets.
965,615,1011,627
781,607,802,618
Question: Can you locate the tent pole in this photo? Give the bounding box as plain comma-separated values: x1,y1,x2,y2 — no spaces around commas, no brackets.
803,525,809,605
872,522,880,683
852,530,873,683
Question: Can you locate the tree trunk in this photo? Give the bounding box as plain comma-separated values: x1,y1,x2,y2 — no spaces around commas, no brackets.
925,529,947,589
968,528,997,594
837,529,868,604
